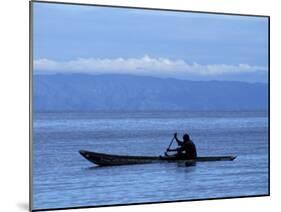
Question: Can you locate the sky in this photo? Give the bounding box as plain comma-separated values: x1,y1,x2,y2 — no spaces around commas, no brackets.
33,2,269,82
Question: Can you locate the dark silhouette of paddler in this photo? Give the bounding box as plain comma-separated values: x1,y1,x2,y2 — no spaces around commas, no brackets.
166,133,197,159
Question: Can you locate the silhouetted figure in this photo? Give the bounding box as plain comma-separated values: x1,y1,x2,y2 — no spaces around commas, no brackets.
166,133,197,159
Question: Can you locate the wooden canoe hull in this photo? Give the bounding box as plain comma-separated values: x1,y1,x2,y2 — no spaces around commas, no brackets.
79,150,236,166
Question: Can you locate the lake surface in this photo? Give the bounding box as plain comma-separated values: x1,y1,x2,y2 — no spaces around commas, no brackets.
32,111,269,210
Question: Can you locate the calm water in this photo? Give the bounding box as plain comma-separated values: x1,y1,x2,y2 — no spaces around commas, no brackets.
32,111,268,210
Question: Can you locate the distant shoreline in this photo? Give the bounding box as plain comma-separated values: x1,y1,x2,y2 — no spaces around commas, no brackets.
33,110,268,113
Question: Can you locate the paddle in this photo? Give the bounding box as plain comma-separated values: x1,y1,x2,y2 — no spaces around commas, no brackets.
165,135,175,156
167,137,175,150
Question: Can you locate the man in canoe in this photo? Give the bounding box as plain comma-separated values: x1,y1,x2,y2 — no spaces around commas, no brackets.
166,133,197,159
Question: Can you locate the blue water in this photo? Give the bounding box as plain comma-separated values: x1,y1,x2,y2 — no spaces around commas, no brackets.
32,111,268,210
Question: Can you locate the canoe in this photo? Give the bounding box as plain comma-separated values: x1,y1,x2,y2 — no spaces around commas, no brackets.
79,150,236,166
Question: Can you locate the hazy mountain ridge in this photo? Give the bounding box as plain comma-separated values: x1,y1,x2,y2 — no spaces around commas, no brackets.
33,74,268,112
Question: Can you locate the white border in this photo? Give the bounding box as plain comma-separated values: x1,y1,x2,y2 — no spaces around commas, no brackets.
1,0,280,212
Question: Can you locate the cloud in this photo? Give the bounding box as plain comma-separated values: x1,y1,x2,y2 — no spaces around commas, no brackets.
34,55,267,78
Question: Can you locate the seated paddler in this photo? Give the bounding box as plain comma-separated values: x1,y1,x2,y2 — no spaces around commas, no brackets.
166,133,197,159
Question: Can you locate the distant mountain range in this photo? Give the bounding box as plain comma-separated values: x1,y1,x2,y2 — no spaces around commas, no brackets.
33,74,268,112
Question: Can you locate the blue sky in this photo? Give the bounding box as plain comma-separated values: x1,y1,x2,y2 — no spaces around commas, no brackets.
33,2,269,82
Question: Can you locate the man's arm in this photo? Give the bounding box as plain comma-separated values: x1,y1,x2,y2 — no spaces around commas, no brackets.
174,133,183,145
167,147,180,152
